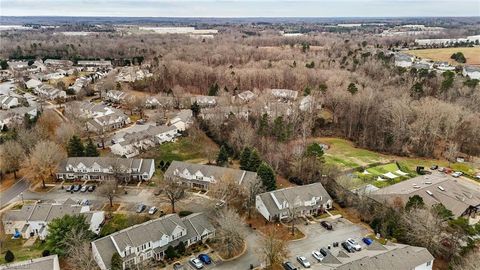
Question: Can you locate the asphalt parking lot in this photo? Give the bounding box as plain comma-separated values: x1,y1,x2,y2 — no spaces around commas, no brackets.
286,218,370,269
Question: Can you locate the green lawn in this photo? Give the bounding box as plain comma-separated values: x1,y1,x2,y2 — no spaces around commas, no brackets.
0,237,46,264
100,213,151,237
140,134,218,163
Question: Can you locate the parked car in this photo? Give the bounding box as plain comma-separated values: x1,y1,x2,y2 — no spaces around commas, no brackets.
136,204,146,213
341,242,355,253
197,254,212,265
189,258,204,269
346,238,362,251
73,185,81,192
475,173,480,180
173,262,185,270
312,250,324,262
80,186,88,192
319,248,329,257
88,185,96,192
362,237,373,245
80,199,90,206
430,165,438,170
282,261,298,270
320,221,333,230
296,256,311,268
452,171,463,178
66,185,73,192
148,206,158,215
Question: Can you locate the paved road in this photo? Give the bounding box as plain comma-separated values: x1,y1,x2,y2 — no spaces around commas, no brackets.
0,178,29,208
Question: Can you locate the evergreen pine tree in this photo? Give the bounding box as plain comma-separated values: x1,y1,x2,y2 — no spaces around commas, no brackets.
5,250,14,263
85,138,99,157
347,83,358,95
258,113,269,136
239,147,251,170
257,162,276,191
111,253,122,270
191,101,200,117
216,145,229,166
248,149,262,172
67,135,85,157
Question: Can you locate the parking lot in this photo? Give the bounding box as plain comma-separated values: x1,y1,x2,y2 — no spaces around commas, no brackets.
286,218,370,269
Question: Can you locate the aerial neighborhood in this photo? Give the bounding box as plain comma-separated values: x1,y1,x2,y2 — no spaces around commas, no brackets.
0,10,480,270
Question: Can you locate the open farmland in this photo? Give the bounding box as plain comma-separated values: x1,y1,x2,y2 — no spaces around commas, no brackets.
406,47,480,65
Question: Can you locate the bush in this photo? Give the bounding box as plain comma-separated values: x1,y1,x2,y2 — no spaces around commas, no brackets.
178,210,193,217
42,249,50,257
176,241,186,255
5,250,14,263
165,245,177,259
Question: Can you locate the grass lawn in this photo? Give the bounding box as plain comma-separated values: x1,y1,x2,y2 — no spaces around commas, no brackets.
140,132,219,163
0,237,46,264
99,213,151,237
406,47,480,65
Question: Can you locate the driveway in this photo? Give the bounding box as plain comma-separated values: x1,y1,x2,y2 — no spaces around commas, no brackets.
0,178,29,208
287,218,370,269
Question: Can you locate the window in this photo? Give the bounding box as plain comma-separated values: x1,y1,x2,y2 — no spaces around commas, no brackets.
427,261,432,266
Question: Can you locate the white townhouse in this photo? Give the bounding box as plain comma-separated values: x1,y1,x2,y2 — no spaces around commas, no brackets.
463,66,480,80
0,254,61,270
0,106,38,130
164,161,258,190
56,157,155,182
394,53,414,68
34,84,66,100
91,213,215,270
110,125,178,157
105,90,129,103
191,95,217,107
256,182,333,221
78,102,131,132
0,95,20,109
169,109,193,131
25,78,43,89
2,199,104,240
270,88,299,101
235,90,256,103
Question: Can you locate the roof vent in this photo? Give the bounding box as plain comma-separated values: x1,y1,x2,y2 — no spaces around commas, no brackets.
438,186,445,191
413,185,420,189
426,190,433,196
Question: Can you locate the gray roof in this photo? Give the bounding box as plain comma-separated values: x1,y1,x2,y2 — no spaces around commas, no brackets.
3,200,84,223
395,53,413,62
464,65,480,72
368,173,480,217
119,125,177,145
57,157,154,175
257,182,332,217
0,255,59,270
92,212,213,269
164,161,258,186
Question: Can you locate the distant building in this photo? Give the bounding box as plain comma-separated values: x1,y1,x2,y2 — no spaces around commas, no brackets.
270,88,298,101
169,109,193,131
0,106,38,130
368,173,480,224
0,95,20,109
191,95,217,107
78,102,131,133
56,157,155,182
105,90,129,103
2,199,104,240
77,60,112,67
235,90,256,103
34,84,66,100
394,54,414,68
256,182,332,221
44,59,74,67
0,254,61,270
91,213,215,270
164,161,258,190
463,66,480,80
25,78,42,89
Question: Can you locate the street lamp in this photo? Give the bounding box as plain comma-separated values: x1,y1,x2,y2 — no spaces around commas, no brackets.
19,192,24,204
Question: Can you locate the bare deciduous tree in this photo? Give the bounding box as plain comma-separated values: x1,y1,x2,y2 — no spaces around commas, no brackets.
28,140,66,188
0,140,26,179
64,229,99,270
162,180,186,213
260,227,289,270
98,180,119,208
215,208,246,258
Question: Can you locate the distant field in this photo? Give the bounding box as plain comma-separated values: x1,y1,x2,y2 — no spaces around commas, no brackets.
406,47,480,65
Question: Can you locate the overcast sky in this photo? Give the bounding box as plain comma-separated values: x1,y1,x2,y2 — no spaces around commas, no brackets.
1,0,479,17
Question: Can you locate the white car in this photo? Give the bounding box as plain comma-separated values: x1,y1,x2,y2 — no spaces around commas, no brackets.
296,256,311,268
148,206,158,215
312,250,324,262
189,258,203,269
452,172,463,178
346,238,362,251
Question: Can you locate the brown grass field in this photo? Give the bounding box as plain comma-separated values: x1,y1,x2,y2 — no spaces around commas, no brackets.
406,47,480,65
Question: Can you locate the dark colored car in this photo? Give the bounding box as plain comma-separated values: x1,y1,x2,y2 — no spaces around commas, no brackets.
136,204,146,213
73,185,81,192
198,254,212,265
320,221,333,230
362,237,373,245
341,242,355,253
319,248,329,257
282,261,298,270
88,185,96,192
430,165,438,170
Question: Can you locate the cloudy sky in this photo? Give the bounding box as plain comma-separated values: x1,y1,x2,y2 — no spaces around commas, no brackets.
1,0,478,17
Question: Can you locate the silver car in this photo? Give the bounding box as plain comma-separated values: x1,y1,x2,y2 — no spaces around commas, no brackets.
312,250,324,262
296,256,311,268
189,258,203,269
